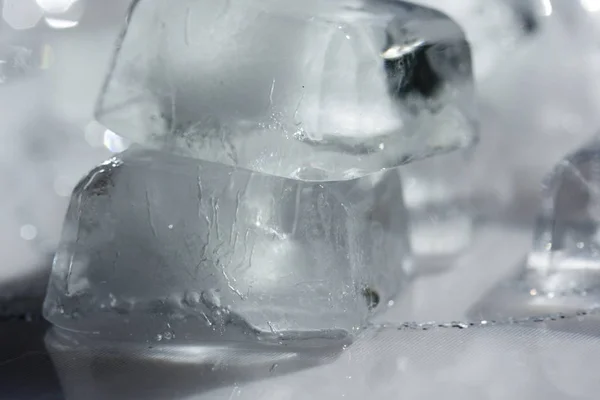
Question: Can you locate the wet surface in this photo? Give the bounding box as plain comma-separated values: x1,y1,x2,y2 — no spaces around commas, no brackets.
3,226,600,399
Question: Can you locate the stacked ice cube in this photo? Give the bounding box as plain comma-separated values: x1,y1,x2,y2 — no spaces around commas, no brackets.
43,0,477,343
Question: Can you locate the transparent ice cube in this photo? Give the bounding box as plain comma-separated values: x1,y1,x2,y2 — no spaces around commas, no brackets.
526,137,600,293
43,148,411,343
95,0,476,180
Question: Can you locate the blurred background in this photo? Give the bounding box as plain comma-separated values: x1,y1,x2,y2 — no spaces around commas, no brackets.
0,0,131,302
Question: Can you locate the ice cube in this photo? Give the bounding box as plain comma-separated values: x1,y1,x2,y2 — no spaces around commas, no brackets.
95,0,476,180
526,137,600,293
43,148,411,342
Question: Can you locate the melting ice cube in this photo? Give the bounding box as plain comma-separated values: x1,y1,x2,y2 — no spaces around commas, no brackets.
527,137,600,293
95,0,476,180
43,148,411,342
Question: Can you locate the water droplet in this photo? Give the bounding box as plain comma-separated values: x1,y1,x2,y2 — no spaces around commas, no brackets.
109,293,117,307
387,300,395,307
168,224,174,229
451,321,469,329
203,289,221,308
290,166,330,181
183,291,201,306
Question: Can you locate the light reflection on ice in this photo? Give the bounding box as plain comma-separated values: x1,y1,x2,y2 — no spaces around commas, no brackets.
103,129,130,153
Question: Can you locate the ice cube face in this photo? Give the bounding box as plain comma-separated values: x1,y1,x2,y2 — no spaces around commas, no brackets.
527,138,600,293
95,0,476,180
43,148,411,342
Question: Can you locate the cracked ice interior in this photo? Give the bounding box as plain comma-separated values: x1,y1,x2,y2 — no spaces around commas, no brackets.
95,0,476,179
44,0,477,343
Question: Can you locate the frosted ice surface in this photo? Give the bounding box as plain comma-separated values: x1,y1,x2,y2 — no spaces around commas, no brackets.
527,137,600,293
95,0,476,179
43,148,411,342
